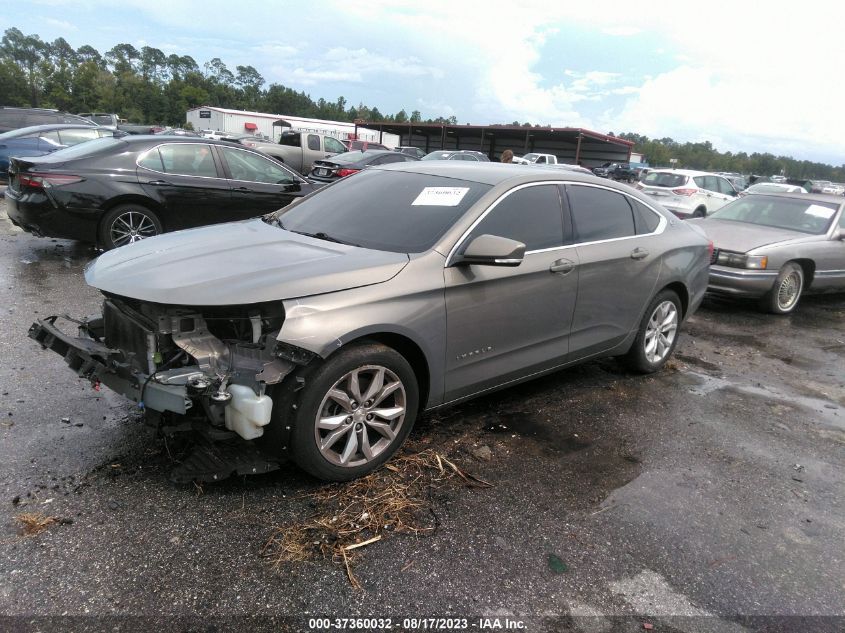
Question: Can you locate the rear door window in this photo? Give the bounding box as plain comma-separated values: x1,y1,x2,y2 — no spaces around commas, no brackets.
157,143,218,178
567,185,636,242
307,134,320,151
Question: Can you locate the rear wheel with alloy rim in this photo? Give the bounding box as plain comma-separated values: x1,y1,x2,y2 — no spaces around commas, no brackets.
624,289,682,373
761,262,803,314
284,341,419,481
100,204,162,250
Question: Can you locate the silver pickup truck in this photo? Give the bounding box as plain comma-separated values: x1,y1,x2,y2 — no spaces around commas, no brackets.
241,131,348,174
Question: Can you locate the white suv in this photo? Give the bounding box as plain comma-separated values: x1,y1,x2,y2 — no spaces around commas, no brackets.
637,169,739,218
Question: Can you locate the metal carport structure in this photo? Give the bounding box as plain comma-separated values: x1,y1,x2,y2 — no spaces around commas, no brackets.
354,121,635,168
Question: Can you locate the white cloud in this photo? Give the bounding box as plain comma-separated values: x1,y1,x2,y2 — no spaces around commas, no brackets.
45,18,77,31
288,68,362,85
601,26,641,36
251,43,298,57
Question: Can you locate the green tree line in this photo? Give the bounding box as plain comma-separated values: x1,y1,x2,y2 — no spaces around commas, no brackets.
2,27,841,179
615,133,845,182
0,27,446,130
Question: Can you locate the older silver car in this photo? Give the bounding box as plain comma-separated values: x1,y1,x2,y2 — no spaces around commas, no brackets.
691,193,845,314
29,163,710,481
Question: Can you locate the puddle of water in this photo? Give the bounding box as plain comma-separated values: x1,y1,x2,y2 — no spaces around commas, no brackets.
684,370,844,430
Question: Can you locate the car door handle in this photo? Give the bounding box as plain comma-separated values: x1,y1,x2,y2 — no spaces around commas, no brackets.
631,248,649,260
550,259,575,274
145,179,171,186
233,186,251,192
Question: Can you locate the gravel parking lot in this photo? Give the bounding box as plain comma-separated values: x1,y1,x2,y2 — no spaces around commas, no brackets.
1,198,843,633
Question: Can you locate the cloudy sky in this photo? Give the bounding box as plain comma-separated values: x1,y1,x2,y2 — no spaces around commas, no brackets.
5,0,844,164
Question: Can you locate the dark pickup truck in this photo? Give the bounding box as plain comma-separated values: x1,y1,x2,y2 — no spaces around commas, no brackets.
593,162,638,183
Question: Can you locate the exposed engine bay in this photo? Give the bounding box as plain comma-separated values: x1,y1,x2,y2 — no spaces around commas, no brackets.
29,294,314,444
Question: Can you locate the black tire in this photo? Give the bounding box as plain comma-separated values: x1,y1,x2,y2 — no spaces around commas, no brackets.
693,207,707,218
100,203,163,250
275,341,419,481
623,289,682,373
760,262,803,314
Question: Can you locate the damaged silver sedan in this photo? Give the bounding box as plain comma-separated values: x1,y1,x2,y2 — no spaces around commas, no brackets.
29,162,711,481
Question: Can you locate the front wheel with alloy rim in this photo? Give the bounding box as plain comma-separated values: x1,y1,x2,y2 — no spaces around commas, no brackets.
100,204,163,250
761,262,804,314
623,289,682,373
285,342,419,481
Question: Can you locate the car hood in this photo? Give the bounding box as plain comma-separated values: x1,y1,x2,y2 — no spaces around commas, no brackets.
690,219,815,252
85,219,410,305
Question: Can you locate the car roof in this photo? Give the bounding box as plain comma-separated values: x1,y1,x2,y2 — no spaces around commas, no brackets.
375,160,622,187
0,123,106,138
753,191,845,205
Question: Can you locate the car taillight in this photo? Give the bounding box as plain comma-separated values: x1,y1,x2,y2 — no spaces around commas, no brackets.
19,173,83,189
336,168,360,178
671,187,698,196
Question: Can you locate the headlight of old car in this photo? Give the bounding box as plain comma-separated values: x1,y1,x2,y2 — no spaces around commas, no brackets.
716,251,767,269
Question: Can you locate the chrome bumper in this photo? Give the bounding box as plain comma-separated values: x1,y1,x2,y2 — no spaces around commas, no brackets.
708,266,778,298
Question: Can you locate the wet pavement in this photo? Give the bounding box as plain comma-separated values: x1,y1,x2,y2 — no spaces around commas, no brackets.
0,200,843,632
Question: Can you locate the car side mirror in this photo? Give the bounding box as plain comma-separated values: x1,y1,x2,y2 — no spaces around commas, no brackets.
454,234,525,267
835,228,845,241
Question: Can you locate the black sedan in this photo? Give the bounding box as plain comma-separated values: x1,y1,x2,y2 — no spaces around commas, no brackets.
0,124,123,183
308,150,418,183
6,136,317,249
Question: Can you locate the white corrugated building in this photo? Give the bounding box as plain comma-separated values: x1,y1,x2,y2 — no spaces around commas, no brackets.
185,106,399,146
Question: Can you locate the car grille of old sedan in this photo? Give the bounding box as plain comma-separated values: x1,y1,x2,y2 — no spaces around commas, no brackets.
710,247,719,265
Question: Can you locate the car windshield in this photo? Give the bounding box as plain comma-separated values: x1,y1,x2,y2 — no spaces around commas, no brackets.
523,153,539,161
273,169,491,253
643,172,688,187
709,196,840,234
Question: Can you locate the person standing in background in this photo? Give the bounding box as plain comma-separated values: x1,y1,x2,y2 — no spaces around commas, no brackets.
500,149,513,163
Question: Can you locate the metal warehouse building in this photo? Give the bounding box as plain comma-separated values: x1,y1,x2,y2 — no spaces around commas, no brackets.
185,106,400,145
357,121,634,168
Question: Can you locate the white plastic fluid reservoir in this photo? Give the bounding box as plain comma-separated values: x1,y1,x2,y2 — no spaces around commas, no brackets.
224,384,274,440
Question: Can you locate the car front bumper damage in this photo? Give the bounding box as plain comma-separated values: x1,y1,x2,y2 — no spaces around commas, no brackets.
28,301,299,442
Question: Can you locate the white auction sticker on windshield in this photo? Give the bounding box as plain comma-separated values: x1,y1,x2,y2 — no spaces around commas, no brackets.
412,187,470,206
805,204,835,219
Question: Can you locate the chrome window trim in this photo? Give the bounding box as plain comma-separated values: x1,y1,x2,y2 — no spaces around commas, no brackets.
445,180,669,266
445,181,566,266
565,182,668,243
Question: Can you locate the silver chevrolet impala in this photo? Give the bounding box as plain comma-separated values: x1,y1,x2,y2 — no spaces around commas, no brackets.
29,163,710,481
691,193,845,314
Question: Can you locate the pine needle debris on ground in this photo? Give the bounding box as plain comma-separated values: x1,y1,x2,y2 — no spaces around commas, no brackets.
263,448,491,587
15,512,59,537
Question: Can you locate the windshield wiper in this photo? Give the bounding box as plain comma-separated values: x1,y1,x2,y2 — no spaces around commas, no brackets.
290,230,360,247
